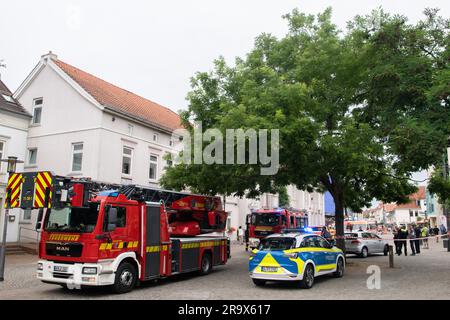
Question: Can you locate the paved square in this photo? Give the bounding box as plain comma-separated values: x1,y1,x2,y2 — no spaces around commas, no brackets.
0,240,449,300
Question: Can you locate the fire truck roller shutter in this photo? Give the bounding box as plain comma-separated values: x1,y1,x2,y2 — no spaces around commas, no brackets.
213,242,221,265
181,242,200,272
145,204,161,279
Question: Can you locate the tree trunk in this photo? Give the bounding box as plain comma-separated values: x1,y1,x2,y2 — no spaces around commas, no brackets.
333,193,346,252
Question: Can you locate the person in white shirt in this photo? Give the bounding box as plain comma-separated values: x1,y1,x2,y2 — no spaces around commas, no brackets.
237,226,244,244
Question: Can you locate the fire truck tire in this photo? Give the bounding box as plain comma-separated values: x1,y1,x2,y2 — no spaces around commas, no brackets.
113,262,137,294
199,252,212,275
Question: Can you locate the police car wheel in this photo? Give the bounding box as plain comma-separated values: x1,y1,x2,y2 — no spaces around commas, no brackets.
383,245,389,256
360,247,368,258
300,264,314,289
333,258,344,278
252,279,266,286
113,262,137,294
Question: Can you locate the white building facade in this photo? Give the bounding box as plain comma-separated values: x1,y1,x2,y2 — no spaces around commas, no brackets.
8,52,325,243
12,52,182,243
0,79,31,242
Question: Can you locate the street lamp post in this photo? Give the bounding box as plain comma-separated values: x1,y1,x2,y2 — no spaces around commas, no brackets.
0,156,23,281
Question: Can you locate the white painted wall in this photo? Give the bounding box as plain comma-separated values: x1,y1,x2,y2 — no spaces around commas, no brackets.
394,208,419,225
14,57,182,243
0,110,30,242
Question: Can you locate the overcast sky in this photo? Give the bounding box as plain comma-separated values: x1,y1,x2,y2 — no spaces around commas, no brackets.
1,0,449,113
2,1,443,185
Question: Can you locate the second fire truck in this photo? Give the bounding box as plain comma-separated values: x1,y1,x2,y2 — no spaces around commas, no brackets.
4,171,230,293
245,208,308,249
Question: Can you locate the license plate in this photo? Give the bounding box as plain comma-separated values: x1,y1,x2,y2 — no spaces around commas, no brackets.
54,265,69,273
261,266,278,272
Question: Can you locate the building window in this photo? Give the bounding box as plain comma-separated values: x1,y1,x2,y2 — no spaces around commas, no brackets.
128,124,134,135
153,133,158,143
28,148,37,165
165,153,173,167
32,98,43,124
23,210,32,221
1,94,14,103
169,140,174,147
71,143,83,172
122,147,133,175
149,154,158,180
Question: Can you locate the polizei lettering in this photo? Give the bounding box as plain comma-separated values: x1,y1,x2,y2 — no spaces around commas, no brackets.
178,304,213,318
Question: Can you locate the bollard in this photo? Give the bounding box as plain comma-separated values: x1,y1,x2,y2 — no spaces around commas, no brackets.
388,245,394,268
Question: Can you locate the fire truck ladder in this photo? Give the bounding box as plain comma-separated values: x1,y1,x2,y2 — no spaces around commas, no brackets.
118,185,209,208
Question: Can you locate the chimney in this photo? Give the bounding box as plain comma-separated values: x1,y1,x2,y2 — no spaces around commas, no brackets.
41,51,58,62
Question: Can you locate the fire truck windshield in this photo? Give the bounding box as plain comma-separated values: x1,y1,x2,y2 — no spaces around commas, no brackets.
45,203,100,233
252,213,280,226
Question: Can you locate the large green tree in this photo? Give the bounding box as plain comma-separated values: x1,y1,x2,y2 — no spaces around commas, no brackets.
161,8,450,250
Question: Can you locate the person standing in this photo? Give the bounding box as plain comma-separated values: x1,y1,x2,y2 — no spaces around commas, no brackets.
421,225,429,249
237,226,244,244
440,224,447,238
408,226,416,256
321,226,332,242
414,224,422,254
244,226,250,251
433,226,440,243
393,226,401,256
398,225,408,256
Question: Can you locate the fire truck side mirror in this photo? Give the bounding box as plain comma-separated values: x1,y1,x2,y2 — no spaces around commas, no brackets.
35,208,44,231
106,207,118,232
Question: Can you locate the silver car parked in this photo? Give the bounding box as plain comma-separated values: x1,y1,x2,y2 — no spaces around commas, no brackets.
345,232,389,258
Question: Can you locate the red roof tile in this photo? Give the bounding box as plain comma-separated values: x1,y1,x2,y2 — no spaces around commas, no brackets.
53,59,182,132
410,186,426,201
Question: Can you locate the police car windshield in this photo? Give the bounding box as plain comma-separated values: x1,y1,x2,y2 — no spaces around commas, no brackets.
252,213,280,226
259,237,295,251
45,203,100,233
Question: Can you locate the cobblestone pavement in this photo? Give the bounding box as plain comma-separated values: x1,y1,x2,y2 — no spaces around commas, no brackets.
0,239,449,300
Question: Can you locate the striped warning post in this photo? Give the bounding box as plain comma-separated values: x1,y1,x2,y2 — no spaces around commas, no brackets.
5,173,23,208
34,172,53,208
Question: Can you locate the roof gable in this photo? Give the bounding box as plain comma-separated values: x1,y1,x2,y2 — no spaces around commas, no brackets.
52,59,182,132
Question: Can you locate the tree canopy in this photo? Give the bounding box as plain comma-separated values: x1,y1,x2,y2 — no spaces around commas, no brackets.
161,7,450,249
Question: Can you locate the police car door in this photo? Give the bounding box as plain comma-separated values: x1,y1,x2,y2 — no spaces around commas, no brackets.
309,236,328,268
318,236,337,268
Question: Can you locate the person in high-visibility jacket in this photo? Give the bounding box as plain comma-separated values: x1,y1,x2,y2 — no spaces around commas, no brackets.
421,225,429,249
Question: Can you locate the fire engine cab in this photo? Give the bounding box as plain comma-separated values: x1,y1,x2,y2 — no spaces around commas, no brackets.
246,208,308,249
4,171,230,293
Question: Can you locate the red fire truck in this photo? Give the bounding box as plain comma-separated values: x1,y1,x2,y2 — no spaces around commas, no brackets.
245,208,308,249
4,171,230,293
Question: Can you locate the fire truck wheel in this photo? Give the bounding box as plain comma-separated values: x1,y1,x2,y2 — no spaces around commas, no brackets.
199,252,212,275
113,262,137,294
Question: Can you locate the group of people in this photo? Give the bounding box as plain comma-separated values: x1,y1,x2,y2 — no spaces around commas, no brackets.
393,224,447,256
